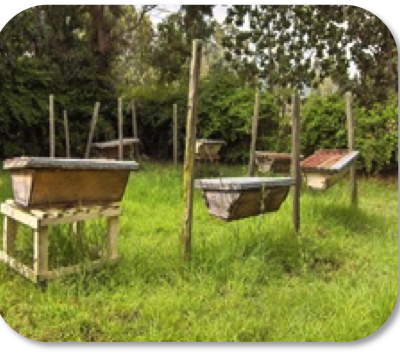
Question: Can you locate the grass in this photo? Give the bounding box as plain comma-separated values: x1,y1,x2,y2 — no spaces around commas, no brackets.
0,162,397,342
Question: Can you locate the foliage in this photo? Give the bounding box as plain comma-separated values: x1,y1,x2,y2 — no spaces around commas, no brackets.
223,5,398,105
301,94,398,173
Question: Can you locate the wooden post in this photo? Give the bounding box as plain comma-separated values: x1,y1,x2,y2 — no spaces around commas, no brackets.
181,40,203,260
292,92,301,233
84,102,100,159
173,103,178,166
49,95,55,158
107,216,119,260
118,98,123,160
33,226,49,278
346,92,357,206
131,99,139,159
249,87,260,176
63,110,70,158
3,216,17,257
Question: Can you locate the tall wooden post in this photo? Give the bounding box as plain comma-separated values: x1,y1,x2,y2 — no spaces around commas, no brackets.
118,98,124,160
181,40,203,260
292,92,301,233
85,102,100,159
173,103,178,166
249,87,260,176
63,110,70,158
346,92,357,206
131,99,138,159
49,95,55,158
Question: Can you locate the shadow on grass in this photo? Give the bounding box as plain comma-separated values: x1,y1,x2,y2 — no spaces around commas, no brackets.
312,203,388,234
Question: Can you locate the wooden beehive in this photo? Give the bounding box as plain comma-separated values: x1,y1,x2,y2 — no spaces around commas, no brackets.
300,149,359,190
195,139,226,160
92,138,140,159
255,151,301,173
3,157,138,208
195,177,294,221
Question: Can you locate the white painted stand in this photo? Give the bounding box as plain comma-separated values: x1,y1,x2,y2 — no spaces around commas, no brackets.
1,200,121,283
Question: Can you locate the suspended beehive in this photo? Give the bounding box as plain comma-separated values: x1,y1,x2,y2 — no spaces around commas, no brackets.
300,149,359,190
195,177,294,221
3,157,138,208
92,138,140,160
255,151,304,173
195,139,226,161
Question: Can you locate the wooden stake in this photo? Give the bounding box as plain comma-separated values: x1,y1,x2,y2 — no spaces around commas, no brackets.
49,95,55,158
118,98,123,160
63,110,70,158
131,99,139,159
249,87,260,176
181,40,203,260
292,92,301,233
85,102,100,159
173,103,178,166
346,92,357,206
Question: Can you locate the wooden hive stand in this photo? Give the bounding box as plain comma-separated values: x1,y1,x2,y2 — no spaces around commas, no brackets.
1,200,121,284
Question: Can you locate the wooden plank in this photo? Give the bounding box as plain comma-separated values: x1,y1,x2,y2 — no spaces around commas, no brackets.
0,251,38,282
49,94,55,158
1,203,39,229
3,215,17,256
346,92,357,206
118,98,123,160
33,226,49,276
292,92,301,233
131,99,139,159
40,206,121,227
182,40,203,261
92,138,139,149
195,177,295,190
63,110,71,158
4,157,138,171
173,103,178,166
249,87,260,176
107,216,119,260
84,102,100,159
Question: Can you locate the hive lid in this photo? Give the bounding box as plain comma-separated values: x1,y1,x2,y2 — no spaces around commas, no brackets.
195,177,295,190
92,138,140,149
300,149,359,173
3,157,139,171
196,139,226,145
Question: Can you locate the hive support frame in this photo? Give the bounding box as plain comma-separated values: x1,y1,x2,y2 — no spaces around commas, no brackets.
0,200,121,285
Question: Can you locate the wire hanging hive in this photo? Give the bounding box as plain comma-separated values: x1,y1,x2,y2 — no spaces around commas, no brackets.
255,151,305,174
92,138,140,160
300,149,360,190
195,177,295,221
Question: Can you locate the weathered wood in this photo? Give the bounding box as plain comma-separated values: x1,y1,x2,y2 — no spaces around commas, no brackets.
4,157,138,170
0,201,122,283
173,103,178,166
49,95,55,158
92,139,140,160
0,252,38,282
249,87,260,176
3,215,17,256
85,102,100,159
292,93,301,233
201,187,290,221
63,110,70,158
131,99,139,159
107,216,119,260
33,226,49,277
255,151,302,174
195,139,225,160
7,169,130,208
346,92,357,206
118,98,123,160
182,40,203,260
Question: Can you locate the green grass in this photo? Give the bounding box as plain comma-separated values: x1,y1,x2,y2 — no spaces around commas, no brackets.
0,163,397,342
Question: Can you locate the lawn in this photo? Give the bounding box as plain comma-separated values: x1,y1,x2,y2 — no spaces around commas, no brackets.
0,163,397,342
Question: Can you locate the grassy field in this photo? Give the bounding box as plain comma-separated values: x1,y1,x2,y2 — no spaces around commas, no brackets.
0,163,397,342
